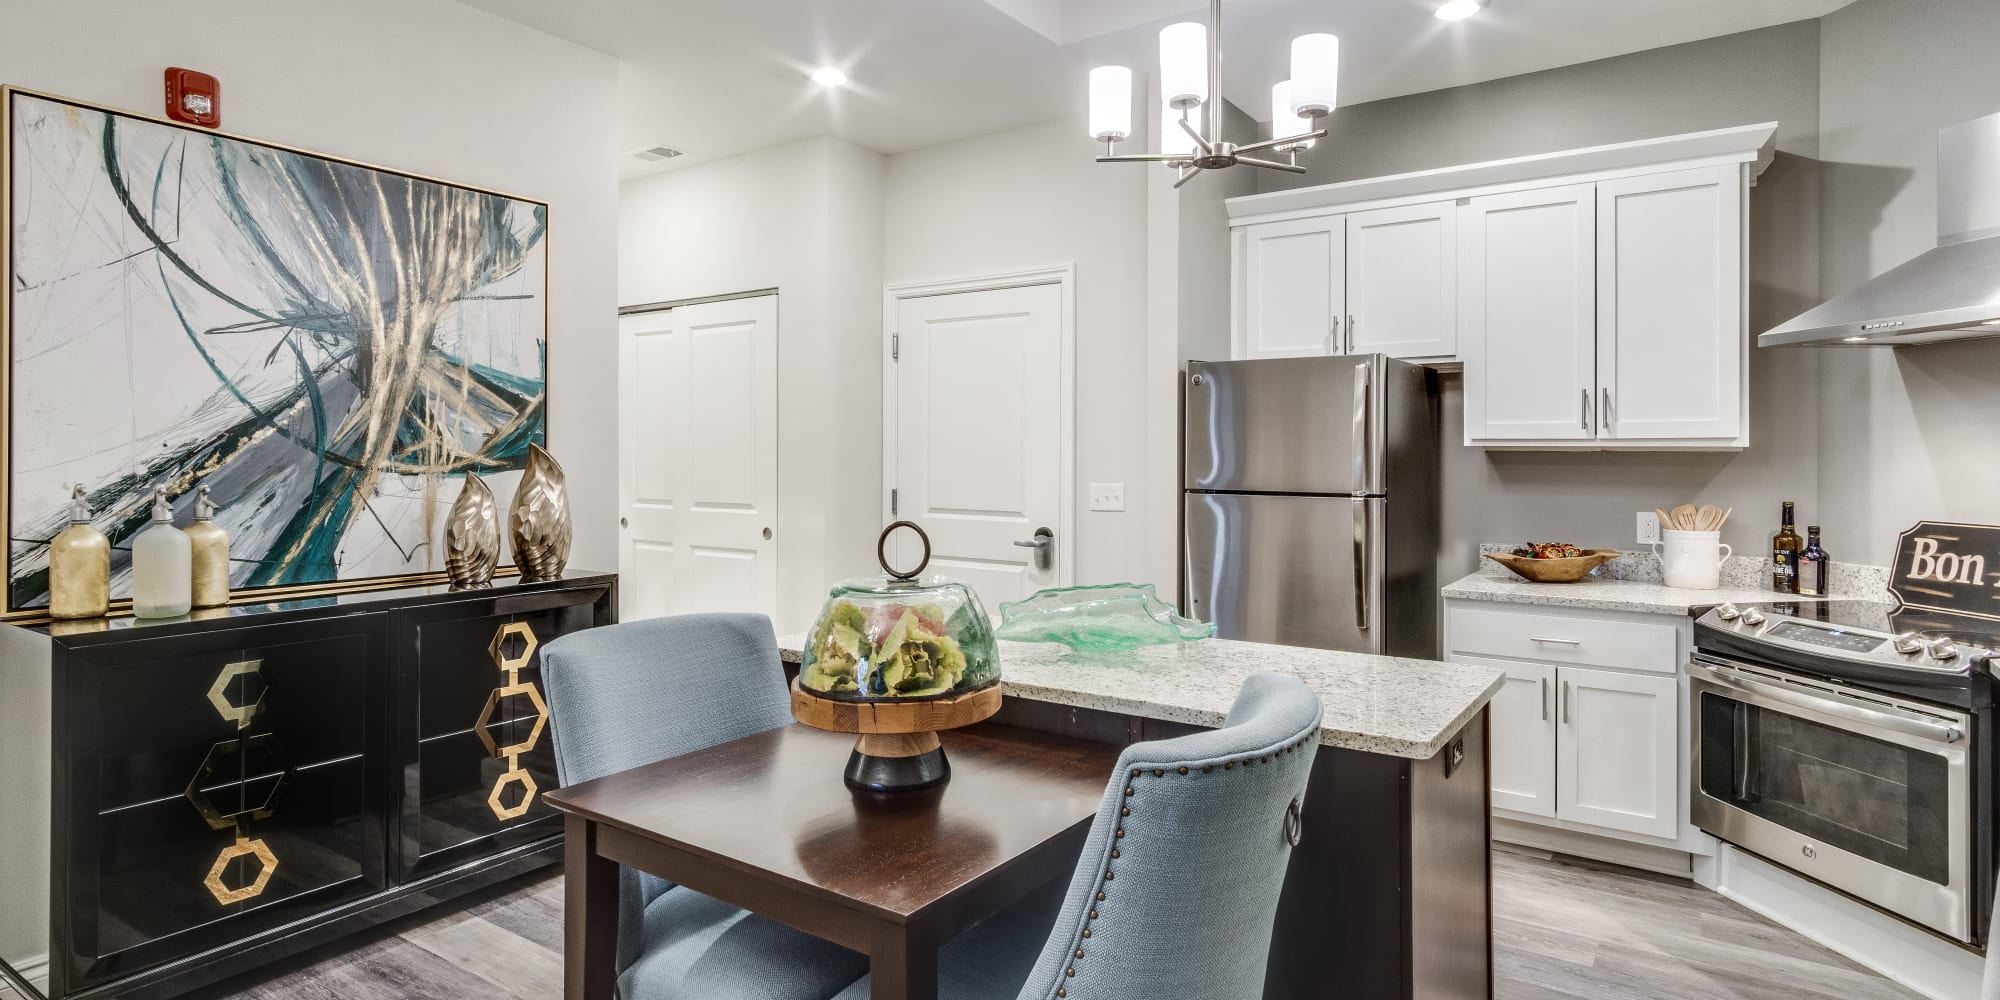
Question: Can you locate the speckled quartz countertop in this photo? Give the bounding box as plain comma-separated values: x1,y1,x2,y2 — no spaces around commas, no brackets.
776,633,1503,761
1440,573,1823,616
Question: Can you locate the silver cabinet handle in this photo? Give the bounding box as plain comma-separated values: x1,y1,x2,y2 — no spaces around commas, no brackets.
1346,314,1356,354
1601,388,1612,433
1530,636,1582,646
1328,316,1341,355
1539,677,1548,721
1580,389,1590,431
1013,527,1055,572
1562,680,1571,724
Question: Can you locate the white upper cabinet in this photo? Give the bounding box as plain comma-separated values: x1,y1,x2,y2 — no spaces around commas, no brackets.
1237,216,1344,359
1226,122,1775,451
1346,202,1457,360
1596,166,1745,444
1458,185,1597,443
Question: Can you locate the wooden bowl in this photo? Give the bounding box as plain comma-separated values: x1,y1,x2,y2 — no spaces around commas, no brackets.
1484,549,1621,583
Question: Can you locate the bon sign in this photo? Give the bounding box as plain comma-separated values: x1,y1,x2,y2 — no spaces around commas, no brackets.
1890,522,2000,621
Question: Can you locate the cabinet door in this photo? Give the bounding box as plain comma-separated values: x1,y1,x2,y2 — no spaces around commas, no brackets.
1238,216,1344,358
1485,659,1557,818
1459,185,1596,443
1346,201,1456,359
1556,666,1677,839
1597,166,1744,442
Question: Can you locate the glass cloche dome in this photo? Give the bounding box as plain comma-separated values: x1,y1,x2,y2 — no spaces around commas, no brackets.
798,573,998,701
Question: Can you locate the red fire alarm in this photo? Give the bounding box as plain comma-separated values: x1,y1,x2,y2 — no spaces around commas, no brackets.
164,68,220,128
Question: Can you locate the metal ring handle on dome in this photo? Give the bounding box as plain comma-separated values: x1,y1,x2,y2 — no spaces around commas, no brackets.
877,520,931,581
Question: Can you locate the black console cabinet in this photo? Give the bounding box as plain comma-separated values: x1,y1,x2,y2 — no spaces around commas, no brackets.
0,572,616,1000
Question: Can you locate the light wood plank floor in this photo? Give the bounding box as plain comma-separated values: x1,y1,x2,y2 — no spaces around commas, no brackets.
51,848,1919,1000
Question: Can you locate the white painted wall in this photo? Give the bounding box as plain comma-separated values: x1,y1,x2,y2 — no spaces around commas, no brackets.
883,114,1157,588
0,0,621,974
618,136,885,632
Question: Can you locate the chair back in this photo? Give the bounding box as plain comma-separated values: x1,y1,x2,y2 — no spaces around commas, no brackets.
539,613,796,970
1014,672,1323,1000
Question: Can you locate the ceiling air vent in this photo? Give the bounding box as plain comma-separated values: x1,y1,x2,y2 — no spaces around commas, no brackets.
628,145,683,162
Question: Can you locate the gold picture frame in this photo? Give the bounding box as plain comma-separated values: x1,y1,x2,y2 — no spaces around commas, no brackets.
1,86,553,622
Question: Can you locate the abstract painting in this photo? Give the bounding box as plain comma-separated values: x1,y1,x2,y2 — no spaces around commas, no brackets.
3,90,548,613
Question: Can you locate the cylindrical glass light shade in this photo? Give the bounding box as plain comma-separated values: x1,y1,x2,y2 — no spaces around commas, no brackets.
1088,66,1133,141
1269,80,1316,150
1290,33,1340,116
1161,102,1200,160
1159,22,1209,108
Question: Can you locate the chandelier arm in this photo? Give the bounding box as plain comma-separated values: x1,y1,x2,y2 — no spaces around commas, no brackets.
1173,165,1206,189
1176,113,1215,155
1237,155,1310,174
1235,129,1328,156
1097,153,1198,163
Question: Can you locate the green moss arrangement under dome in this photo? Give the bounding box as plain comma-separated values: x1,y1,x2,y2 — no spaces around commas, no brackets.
798,576,999,701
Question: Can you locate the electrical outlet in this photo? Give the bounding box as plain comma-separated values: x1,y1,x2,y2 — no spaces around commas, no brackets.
1637,511,1661,545
1089,482,1126,512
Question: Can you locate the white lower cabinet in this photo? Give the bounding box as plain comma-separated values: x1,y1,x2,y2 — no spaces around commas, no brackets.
1447,601,1688,846
1554,666,1679,839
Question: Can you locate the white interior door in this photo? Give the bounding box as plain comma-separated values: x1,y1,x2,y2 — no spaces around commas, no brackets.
1346,201,1457,359
617,295,779,621
1459,184,1597,443
1597,166,1743,442
1556,665,1678,840
889,282,1066,608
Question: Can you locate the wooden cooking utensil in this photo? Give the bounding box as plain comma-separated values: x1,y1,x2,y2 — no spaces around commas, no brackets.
1672,504,1699,532
1655,507,1676,530
1696,504,1724,532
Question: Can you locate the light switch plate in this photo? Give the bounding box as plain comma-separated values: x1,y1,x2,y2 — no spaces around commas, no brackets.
1089,482,1126,512
1637,511,1661,545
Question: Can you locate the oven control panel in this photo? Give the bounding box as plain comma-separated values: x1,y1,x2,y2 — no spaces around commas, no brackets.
1698,602,1993,676
1762,620,1886,653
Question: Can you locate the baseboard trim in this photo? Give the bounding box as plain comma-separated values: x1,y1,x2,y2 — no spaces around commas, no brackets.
1694,843,1982,1000
1493,816,1694,876
1,953,49,998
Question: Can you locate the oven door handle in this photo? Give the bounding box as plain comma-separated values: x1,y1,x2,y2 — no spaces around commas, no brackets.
1690,659,1966,747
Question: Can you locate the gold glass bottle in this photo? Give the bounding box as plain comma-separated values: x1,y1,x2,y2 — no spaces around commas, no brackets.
186,485,231,609
49,484,109,620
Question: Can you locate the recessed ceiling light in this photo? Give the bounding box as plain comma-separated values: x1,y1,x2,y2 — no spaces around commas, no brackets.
810,67,849,88
1435,0,1483,20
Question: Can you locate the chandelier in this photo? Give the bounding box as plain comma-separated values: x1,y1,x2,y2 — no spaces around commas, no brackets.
1088,0,1336,188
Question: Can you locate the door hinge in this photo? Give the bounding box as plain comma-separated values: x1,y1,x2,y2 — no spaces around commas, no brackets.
890,488,899,516
891,333,900,361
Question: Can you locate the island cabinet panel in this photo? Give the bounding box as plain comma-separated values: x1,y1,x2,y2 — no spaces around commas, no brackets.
992,698,1494,1000
11,573,617,1000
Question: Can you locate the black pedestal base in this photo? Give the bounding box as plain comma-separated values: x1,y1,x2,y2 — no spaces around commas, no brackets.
845,746,951,792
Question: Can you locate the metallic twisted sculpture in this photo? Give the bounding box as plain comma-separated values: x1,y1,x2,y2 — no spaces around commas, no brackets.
445,475,501,590
509,444,571,583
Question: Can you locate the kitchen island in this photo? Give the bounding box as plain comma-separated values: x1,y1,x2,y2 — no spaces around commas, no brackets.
780,634,1505,1000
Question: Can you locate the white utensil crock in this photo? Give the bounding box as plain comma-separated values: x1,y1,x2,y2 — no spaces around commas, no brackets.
1652,529,1731,590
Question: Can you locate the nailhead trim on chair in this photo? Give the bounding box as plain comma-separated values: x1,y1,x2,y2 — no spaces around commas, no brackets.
1050,733,1317,999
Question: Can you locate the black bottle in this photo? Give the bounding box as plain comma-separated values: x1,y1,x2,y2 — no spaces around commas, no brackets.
1798,526,1829,598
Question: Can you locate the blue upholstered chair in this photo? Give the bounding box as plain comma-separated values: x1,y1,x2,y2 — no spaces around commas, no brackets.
833,671,1324,1000
540,613,869,1000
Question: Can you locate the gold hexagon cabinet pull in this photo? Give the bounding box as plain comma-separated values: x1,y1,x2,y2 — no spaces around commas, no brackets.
205,835,278,906
481,621,547,821
207,659,265,730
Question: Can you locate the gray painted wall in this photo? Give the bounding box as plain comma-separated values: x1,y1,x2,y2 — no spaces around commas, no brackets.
1816,0,2000,566
1257,22,1825,579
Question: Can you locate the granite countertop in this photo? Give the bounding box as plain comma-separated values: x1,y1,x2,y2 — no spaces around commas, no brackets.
777,633,1503,760
1440,572,1824,616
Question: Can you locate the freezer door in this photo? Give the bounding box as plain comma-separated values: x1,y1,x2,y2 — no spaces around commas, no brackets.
1184,493,1384,653
1185,356,1382,495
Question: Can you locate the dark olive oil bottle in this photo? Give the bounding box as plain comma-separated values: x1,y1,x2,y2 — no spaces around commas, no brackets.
1771,501,1802,594
1798,526,1829,598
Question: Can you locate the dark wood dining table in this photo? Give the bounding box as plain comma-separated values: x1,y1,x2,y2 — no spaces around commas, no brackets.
544,722,1122,1000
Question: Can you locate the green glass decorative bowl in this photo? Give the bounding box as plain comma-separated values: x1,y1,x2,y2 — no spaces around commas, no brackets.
995,583,1215,651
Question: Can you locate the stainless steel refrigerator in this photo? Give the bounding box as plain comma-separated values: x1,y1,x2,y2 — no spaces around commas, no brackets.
1182,355,1441,657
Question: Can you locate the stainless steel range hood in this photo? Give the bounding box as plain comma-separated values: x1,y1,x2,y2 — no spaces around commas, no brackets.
1761,111,2000,347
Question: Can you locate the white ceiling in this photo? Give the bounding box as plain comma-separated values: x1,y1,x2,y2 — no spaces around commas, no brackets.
460,0,1852,180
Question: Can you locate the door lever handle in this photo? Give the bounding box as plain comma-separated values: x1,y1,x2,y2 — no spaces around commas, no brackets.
1014,527,1055,572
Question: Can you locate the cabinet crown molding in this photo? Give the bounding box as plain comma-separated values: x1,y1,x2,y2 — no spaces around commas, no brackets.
1227,121,1778,226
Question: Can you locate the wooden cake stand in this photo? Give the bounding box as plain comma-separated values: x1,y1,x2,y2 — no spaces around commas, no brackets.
790,679,1002,792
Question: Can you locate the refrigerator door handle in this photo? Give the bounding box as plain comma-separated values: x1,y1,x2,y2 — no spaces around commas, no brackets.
1353,498,1371,632
1351,361,1371,492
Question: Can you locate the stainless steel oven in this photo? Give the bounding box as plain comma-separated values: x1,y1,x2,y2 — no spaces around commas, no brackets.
1690,653,1975,941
